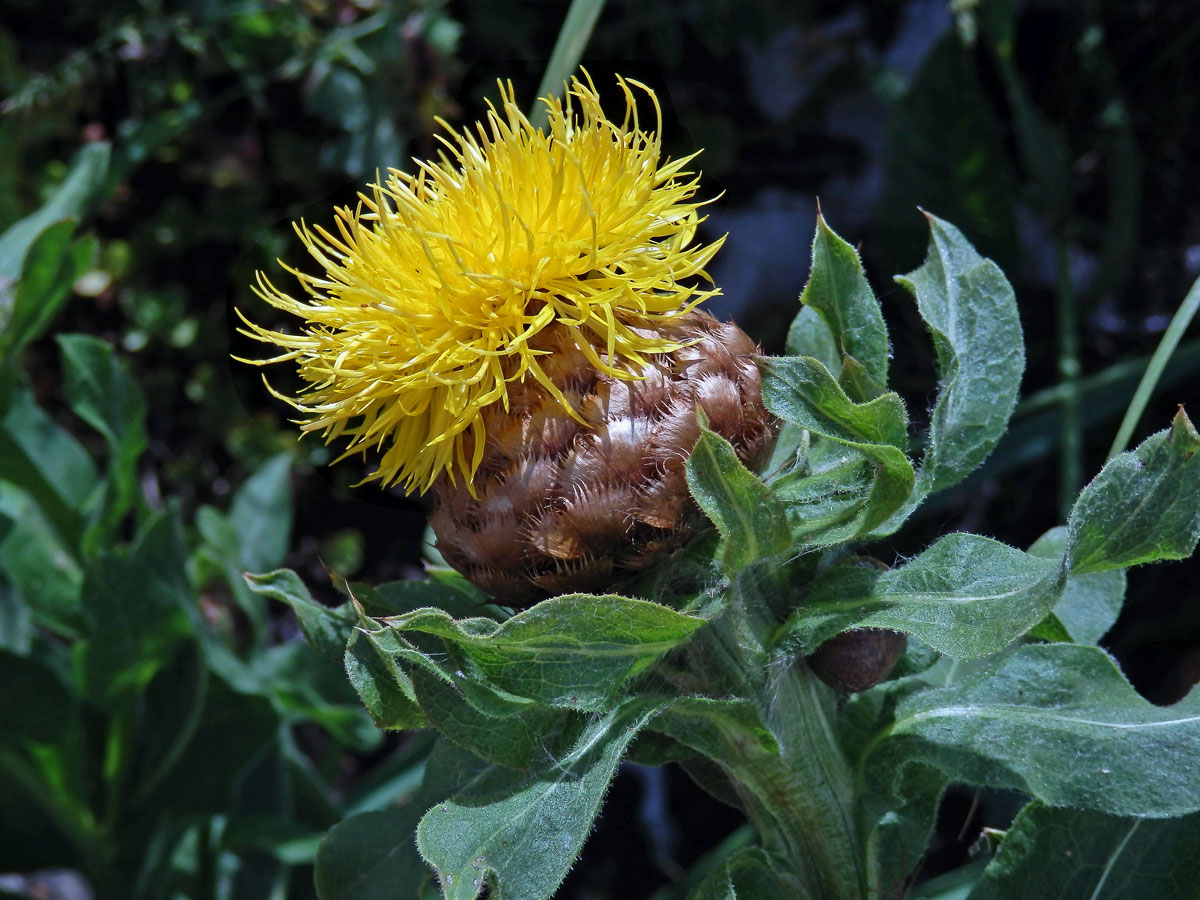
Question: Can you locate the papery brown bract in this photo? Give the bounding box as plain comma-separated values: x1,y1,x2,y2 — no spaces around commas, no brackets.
429,310,775,605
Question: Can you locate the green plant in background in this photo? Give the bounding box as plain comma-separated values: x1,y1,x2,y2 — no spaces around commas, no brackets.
0,155,429,897
237,66,1200,898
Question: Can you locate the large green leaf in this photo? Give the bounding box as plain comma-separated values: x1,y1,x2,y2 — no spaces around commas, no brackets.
316,806,436,900
56,334,147,550
872,644,1200,817
761,356,913,537
0,142,110,286
130,675,278,819
415,701,660,900
1067,411,1200,575
1028,527,1124,644
381,594,705,710
0,483,85,636
686,424,791,573
893,213,1023,499
799,214,889,389
777,534,1064,659
968,802,1200,900
0,223,96,362
229,453,294,573
79,509,193,706
0,376,100,549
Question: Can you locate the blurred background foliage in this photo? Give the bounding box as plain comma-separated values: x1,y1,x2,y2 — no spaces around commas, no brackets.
0,0,1197,897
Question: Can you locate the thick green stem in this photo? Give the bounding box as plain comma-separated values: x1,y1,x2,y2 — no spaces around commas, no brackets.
700,608,864,899
759,663,863,899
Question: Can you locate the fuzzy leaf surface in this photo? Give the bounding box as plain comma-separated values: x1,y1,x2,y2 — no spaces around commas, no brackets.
243,569,353,660
895,212,1023,497
968,803,1200,900
686,423,790,572
416,701,659,900
800,214,890,388
761,355,913,535
383,595,704,710
410,665,579,770
343,627,427,731
1028,527,1124,644
779,534,1064,658
1067,412,1200,575
873,644,1200,817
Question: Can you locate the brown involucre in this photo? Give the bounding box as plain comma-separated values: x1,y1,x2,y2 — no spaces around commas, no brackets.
429,309,775,606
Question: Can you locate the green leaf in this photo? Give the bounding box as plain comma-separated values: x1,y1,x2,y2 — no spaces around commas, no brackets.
1067,411,1200,575
80,509,193,706
134,675,278,818
1028,527,1124,644
894,212,1024,497
778,534,1064,659
861,763,947,898
229,453,293,573
771,445,876,542
0,376,100,548
689,846,793,900
384,594,705,710
243,569,354,660
0,223,95,361
0,483,85,636
0,581,32,654
0,142,110,286
352,577,497,620
411,665,578,770
969,803,1200,900
316,806,435,900
344,627,427,731
1025,612,1073,644
785,305,838,372
761,356,913,537
56,334,147,549
248,641,379,752
416,701,660,900
800,214,889,389
685,424,791,572
873,644,1200,817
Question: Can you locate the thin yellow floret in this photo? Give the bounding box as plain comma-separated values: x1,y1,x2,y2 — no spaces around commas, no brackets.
238,72,724,493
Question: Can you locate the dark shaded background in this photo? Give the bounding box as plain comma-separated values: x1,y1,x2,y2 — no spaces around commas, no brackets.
3,0,1198,895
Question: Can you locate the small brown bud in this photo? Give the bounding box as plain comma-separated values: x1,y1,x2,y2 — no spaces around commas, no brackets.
807,628,907,693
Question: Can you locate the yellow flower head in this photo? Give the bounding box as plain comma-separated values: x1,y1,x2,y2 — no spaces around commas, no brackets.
239,72,723,493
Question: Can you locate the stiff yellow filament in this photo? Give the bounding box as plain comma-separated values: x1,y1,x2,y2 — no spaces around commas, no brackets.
238,73,724,494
